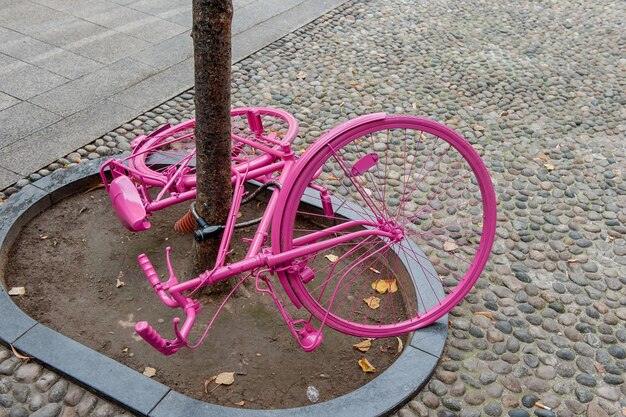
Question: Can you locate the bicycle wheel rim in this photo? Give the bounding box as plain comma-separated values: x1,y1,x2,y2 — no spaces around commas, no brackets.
130,107,299,185
275,115,496,336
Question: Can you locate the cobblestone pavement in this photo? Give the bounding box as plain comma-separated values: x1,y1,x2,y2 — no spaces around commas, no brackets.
1,0,625,416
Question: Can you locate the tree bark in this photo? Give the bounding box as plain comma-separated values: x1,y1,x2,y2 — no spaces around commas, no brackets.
190,0,233,292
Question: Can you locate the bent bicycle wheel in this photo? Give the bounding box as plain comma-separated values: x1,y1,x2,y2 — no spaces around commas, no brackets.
272,114,496,337
130,107,299,188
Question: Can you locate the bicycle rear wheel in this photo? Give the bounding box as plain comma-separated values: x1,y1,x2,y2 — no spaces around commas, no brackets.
273,115,496,337
130,107,298,187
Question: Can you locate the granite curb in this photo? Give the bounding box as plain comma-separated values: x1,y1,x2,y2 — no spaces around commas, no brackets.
0,159,446,417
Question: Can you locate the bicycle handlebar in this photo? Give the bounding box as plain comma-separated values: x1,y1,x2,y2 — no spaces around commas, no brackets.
137,253,160,287
135,321,180,356
137,251,178,308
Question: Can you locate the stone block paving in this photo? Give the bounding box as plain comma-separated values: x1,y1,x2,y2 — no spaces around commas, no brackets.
1,0,626,416
0,345,134,417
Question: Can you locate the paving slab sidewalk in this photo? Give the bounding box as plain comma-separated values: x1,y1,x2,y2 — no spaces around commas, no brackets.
0,0,346,190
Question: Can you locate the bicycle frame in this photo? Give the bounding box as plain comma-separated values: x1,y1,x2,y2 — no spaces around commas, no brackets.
100,114,400,355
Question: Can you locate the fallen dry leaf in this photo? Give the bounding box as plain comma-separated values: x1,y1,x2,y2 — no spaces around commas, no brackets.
606,235,615,242
296,71,307,80
369,267,381,274
325,254,339,263
116,271,125,288
397,337,403,353
143,367,157,378
621,407,626,415
544,163,556,171
204,376,216,393
353,339,373,352
215,372,235,386
8,287,26,296
40,235,48,240
371,279,389,294
473,124,485,131
474,311,494,320
11,345,32,361
235,401,245,407
443,241,458,252
363,296,380,309
122,347,129,354
358,357,376,373
594,362,605,373
566,258,580,263
387,278,398,293
84,183,106,193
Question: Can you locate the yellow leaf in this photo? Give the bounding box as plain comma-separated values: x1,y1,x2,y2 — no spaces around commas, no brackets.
143,367,157,378
235,401,245,407
349,82,359,87
353,339,373,352
371,279,389,294
215,372,235,386
443,241,458,252
11,345,32,361
397,337,403,353
84,183,105,193
8,287,26,296
473,311,494,320
387,278,398,293
358,357,376,373
363,296,380,309
204,376,216,393
325,254,339,263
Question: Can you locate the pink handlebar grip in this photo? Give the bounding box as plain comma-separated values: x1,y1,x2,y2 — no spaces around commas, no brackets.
135,321,179,356
138,253,161,288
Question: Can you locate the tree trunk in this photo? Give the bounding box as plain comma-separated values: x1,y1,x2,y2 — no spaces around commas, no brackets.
190,0,233,292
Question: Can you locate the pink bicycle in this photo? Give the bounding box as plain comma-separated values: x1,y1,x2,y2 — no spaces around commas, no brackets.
100,107,496,356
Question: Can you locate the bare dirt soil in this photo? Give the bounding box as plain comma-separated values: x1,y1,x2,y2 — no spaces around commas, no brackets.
4,188,406,409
